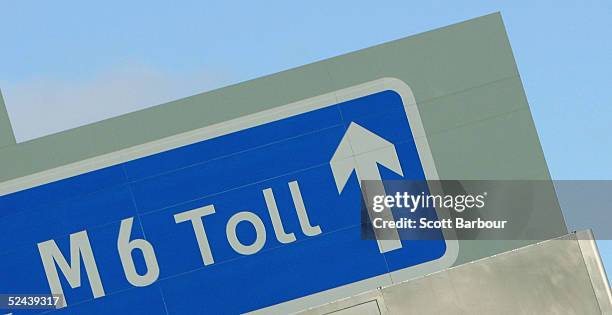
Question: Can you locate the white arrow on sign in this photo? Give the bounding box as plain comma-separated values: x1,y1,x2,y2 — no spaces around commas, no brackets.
330,122,403,253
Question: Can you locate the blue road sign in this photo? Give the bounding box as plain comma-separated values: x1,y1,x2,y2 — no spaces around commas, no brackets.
0,79,457,314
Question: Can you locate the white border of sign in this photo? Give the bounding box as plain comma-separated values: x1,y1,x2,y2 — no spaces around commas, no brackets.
0,78,459,314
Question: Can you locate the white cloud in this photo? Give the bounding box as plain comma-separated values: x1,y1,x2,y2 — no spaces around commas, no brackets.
1,63,232,142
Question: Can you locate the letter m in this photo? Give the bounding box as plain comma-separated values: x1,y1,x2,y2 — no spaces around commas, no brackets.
37,230,105,308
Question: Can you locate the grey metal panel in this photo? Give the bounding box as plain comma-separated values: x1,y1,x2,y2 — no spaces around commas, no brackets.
328,301,381,315
297,290,389,315
0,89,16,148
0,13,569,296
577,230,612,314
299,230,611,315
0,13,545,186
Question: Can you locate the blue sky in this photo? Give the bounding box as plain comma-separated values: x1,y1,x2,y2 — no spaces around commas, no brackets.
1,1,611,279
